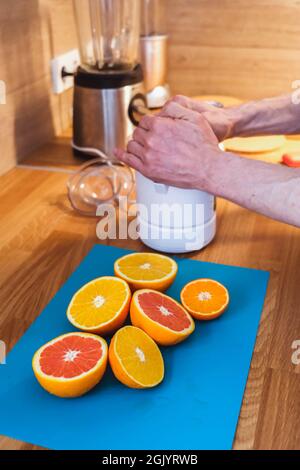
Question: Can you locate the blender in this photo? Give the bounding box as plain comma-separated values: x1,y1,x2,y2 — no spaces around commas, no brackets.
140,0,170,108
73,0,146,159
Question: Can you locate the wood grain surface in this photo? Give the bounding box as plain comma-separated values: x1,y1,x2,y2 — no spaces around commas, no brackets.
166,0,300,99
0,142,299,449
0,0,77,175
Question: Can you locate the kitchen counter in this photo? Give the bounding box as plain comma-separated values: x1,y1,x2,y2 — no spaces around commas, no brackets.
0,135,299,450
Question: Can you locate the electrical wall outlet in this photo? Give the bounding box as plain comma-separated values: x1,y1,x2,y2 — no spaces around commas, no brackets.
51,49,80,94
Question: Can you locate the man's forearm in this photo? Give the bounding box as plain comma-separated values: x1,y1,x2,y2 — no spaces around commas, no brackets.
228,94,300,138
204,151,300,227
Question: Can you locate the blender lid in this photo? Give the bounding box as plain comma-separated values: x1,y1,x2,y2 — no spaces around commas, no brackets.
67,158,135,216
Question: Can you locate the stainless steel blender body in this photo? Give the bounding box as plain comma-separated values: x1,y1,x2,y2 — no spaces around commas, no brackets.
73,66,145,158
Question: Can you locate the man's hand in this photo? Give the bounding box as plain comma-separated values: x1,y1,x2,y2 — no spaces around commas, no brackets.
166,93,300,139
115,93,300,228
114,113,222,192
114,94,300,227
160,95,236,141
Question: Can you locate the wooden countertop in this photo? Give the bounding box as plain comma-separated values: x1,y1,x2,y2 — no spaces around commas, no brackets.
0,135,299,450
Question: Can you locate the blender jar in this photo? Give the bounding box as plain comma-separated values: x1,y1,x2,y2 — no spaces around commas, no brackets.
141,0,166,36
73,0,140,70
140,0,169,106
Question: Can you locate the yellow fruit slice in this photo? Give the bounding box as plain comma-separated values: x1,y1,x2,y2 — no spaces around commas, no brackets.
109,326,164,388
180,279,229,320
223,135,286,154
130,289,195,346
67,276,131,335
114,252,177,292
32,332,108,398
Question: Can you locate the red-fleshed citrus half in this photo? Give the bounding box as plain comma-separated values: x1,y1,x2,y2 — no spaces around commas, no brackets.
32,332,108,398
130,289,195,346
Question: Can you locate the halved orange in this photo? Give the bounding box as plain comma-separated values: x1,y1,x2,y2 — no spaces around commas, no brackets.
109,326,164,388
67,276,131,335
114,252,177,292
180,279,229,320
130,289,195,346
32,332,108,397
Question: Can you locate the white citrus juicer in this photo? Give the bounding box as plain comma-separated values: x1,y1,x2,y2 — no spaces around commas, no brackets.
135,172,216,254
135,101,224,253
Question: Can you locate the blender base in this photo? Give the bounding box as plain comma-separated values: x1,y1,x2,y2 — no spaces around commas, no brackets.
73,65,144,160
138,214,217,254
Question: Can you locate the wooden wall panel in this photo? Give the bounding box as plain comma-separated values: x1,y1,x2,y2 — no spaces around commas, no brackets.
0,0,78,175
166,0,300,99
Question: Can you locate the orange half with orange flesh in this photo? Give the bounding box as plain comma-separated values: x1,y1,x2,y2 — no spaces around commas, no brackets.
180,279,229,320
130,289,195,345
32,332,108,397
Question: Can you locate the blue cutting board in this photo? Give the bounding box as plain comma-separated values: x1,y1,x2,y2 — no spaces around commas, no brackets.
0,245,269,450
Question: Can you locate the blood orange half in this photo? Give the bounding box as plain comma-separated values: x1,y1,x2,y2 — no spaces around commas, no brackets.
130,289,195,346
32,332,108,398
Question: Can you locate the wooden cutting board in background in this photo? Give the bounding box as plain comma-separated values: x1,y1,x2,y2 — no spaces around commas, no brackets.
223,135,286,154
